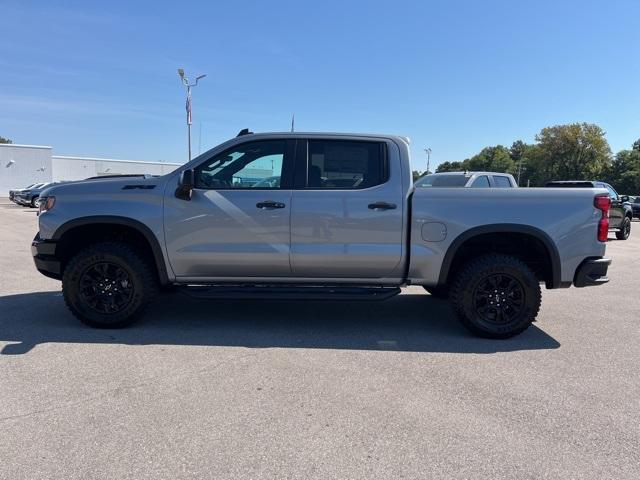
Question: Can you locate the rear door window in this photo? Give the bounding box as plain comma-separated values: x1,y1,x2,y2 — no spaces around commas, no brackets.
305,140,387,189
493,176,512,188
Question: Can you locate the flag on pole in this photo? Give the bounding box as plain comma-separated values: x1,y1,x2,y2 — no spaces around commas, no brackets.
186,91,192,125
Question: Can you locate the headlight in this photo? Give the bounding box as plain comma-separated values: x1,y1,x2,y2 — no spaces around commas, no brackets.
38,196,56,214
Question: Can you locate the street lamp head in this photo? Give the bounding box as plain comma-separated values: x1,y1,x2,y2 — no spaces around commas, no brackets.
196,74,206,81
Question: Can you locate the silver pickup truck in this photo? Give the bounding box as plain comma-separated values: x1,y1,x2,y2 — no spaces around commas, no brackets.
32,131,612,338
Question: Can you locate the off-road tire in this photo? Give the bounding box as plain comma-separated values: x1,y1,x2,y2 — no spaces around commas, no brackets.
449,254,541,339
423,285,449,299
615,217,631,240
62,242,157,328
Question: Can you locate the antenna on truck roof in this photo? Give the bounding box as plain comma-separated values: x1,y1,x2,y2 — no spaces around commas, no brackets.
236,128,253,137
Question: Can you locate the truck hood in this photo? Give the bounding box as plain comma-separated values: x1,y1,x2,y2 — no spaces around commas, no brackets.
40,175,162,198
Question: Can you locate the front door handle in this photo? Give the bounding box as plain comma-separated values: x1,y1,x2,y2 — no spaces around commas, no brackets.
256,200,286,209
368,202,397,210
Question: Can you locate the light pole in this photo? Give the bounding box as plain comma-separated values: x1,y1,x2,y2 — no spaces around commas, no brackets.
517,158,523,186
178,68,206,161
424,148,432,174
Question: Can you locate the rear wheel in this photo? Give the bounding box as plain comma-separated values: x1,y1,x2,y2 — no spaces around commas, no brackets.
450,254,541,339
615,217,631,240
62,242,157,328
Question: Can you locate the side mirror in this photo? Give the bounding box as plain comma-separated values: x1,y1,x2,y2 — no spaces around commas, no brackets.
620,195,629,203
175,169,194,200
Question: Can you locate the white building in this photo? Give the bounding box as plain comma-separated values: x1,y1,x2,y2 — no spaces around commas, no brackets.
0,143,182,195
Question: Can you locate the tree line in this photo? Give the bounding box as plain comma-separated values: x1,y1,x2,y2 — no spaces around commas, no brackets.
431,123,640,193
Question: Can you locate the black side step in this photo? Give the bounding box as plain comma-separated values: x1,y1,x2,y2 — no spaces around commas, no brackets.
179,285,401,301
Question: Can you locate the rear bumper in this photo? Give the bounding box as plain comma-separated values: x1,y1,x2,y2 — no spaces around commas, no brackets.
573,257,611,287
31,233,62,280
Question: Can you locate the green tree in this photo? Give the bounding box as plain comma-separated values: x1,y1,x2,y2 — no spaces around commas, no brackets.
509,140,528,165
604,149,640,193
533,123,611,184
509,140,539,186
436,160,468,173
0,136,12,144
467,145,516,174
633,138,640,152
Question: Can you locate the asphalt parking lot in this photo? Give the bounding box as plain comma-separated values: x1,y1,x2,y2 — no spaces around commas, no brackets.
0,198,638,479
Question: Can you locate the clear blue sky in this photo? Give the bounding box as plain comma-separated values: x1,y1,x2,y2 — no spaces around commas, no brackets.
1,0,639,171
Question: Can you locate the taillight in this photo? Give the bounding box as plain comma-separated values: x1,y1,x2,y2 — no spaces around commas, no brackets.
594,194,611,242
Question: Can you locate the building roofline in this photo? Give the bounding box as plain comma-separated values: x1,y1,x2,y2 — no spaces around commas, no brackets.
0,143,52,150
52,155,182,166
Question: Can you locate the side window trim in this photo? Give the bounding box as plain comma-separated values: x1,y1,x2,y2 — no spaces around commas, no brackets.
293,139,308,189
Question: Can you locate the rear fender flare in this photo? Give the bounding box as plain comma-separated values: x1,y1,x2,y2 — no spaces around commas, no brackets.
437,224,561,288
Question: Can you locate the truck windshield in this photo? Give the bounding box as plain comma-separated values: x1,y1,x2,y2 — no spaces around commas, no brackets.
416,174,470,187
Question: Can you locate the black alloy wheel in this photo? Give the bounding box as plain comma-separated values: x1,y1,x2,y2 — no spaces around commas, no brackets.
473,273,525,327
62,242,157,328
79,262,135,314
615,217,631,240
450,254,541,339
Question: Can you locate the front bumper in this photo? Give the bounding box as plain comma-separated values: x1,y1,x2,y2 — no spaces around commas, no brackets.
31,233,62,280
573,257,611,287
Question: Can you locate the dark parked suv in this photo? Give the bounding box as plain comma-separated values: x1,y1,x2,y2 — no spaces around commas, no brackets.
630,196,640,219
545,181,632,240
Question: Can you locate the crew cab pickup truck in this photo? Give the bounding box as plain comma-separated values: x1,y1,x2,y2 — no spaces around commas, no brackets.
32,131,612,338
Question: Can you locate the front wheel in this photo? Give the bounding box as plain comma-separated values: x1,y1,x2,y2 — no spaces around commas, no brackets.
30,196,40,208
449,254,541,339
62,242,157,328
615,217,631,240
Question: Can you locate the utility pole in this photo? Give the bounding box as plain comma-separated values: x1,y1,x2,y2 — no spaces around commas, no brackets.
424,148,432,174
178,68,206,161
517,158,523,186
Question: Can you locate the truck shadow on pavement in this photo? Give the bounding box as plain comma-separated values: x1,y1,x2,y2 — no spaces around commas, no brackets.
0,291,560,355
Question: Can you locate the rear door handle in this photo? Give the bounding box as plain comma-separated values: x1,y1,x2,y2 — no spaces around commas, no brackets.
256,200,286,209
368,202,397,210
